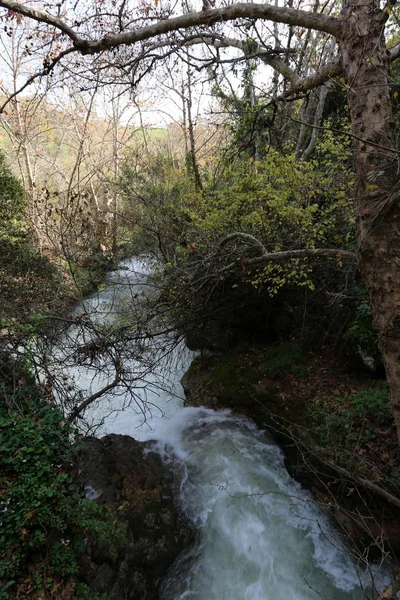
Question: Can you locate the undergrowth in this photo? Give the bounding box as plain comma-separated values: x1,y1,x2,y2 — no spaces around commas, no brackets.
264,342,306,378
310,383,391,445
197,342,398,497
0,360,124,600
309,382,399,493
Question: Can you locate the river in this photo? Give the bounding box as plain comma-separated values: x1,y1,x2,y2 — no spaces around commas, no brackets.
52,258,390,599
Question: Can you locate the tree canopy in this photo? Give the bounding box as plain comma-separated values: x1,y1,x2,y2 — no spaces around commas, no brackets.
2,0,400,445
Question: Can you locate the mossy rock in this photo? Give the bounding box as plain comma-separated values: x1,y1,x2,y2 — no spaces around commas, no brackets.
79,435,193,600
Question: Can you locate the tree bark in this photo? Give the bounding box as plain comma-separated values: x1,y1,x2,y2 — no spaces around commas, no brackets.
300,81,332,161
185,57,203,192
338,0,400,444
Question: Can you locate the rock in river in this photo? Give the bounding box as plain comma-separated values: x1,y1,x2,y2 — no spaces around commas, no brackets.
79,434,193,600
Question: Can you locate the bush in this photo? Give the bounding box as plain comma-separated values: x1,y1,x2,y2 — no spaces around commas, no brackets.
343,286,379,363
0,152,65,320
310,382,391,447
0,152,26,243
264,342,306,378
0,361,123,600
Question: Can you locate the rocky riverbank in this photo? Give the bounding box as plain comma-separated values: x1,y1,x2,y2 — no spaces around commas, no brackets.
79,434,193,600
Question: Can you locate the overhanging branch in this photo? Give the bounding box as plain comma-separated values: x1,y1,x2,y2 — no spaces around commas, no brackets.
66,372,120,424
221,247,357,275
0,1,340,53
218,232,357,274
77,5,341,53
0,1,397,106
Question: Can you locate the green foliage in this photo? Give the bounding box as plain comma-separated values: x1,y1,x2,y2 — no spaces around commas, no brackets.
0,363,123,600
347,384,391,422
0,152,26,243
119,115,356,347
118,151,198,260
0,151,65,320
228,100,273,158
210,61,274,159
1,241,62,317
190,148,354,295
344,287,378,359
307,382,399,493
264,342,306,378
310,383,391,447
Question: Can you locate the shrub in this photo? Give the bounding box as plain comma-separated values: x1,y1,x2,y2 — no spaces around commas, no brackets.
343,286,379,362
310,383,391,447
0,362,123,600
264,342,306,378
0,152,65,320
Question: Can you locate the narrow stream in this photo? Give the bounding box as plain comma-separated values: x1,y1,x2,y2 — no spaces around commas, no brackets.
52,258,390,599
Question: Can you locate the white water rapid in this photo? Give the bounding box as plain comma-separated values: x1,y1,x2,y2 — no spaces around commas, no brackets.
54,258,390,599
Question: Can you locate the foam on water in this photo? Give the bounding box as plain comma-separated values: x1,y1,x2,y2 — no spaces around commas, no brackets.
157,409,389,600
53,258,391,600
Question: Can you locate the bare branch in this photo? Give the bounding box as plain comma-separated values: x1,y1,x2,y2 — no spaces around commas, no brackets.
177,35,301,86
2,1,400,103
0,47,76,114
282,41,400,98
0,1,82,44
0,2,340,56
83,5,339,54
376,570,400,600
66,371,121,424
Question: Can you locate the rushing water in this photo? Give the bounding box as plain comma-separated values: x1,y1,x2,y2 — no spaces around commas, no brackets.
54,258,390,599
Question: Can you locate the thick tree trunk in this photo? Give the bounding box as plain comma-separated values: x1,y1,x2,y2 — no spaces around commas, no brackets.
339,0,400,443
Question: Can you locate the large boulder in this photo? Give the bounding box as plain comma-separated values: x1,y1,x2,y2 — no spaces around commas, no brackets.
79,434,193,600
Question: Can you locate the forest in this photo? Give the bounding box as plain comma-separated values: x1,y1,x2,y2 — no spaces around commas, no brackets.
1,0,400,598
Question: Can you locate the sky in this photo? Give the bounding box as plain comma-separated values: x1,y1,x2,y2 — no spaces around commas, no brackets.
0,0,284,128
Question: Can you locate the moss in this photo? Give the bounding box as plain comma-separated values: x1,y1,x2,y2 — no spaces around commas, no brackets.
263,342,306,378
205,349,270,407
185,355,203,379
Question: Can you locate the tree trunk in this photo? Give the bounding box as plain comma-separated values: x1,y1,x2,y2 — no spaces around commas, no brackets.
112,99,119,255
339,0,400,443
300,81,331,161
185,61,203,192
